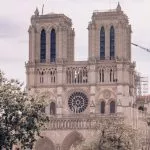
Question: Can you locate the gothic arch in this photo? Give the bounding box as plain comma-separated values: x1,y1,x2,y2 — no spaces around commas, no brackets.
100,100,105,114
47,25,59,32
62,131,84,150
109,100,116,113
100,26,105,60
50,101,56,115
37,25,47,33
35,137,55,150
50,28,56,62
96,89,112,100
110,26,115,59
40,29,46,63
39,91,56,101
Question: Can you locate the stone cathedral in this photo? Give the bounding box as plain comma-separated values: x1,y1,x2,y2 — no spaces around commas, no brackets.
25,3,149,150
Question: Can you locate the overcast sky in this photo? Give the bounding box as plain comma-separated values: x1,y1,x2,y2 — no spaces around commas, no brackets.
0,0,149,93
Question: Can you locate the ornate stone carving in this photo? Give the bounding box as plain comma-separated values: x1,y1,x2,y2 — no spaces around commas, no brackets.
103,90,111,99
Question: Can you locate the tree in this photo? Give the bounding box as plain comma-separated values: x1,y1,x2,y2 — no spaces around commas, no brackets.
0,70,49,150
75,118,139,150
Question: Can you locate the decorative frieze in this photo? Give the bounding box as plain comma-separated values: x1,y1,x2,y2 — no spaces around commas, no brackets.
46,114,124,130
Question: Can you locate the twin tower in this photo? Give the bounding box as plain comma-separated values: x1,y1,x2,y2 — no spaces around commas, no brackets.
28,3,131,65
26,5,136,149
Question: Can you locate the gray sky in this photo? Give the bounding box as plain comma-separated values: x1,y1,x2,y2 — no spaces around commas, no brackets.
0,0,150,93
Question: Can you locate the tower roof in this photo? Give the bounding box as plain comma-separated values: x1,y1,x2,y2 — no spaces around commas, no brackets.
91,3,128,23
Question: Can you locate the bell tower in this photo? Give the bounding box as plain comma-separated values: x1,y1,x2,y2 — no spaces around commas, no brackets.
25,5,138,150
26,8,75,89
28,8,75,64
88,3,132,61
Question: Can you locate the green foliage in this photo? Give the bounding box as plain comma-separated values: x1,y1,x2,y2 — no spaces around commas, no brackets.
75,119,137,150
0,70,49,150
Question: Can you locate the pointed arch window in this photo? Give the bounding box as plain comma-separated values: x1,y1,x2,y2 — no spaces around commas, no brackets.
50,29,56,62
100,27,105,60
50,102,56,115
40,29,46,63
110,26,115,59
102,69,104,82
110,101,115,113
40,71,44,83
100,101,105,114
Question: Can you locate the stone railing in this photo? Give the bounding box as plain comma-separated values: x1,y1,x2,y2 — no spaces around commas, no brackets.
45,113,124,130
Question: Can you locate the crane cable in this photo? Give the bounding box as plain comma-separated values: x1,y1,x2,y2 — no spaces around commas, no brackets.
131,43,150,53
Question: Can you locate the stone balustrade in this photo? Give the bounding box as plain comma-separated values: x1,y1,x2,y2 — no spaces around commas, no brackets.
45,113,124,130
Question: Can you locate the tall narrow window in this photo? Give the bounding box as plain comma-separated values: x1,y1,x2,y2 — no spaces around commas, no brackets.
100,27,105,60
110,69,113,82
110,101,115,113
102,69,104,82
110,26,115,59
50,29,56,62
40,29,46,63
101,101,105,114
50,102,56,115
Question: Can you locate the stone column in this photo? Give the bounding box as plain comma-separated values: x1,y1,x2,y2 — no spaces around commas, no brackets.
57,96,62,116
46,31,50,63
88,65,96,84
105,25,109,60
28,26,35,63
57,27,62,62
57,66,63,85
62,28,67,61
88,25,96,60
35,31,40,63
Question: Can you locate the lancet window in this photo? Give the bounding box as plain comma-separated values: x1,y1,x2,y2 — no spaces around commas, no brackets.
37,68,57,85
99,68,104,83
49,68,57,84
98,66,117,83
50,29,56,62
66,67,88,84
110,68,116,82
100,27,105,60
110,101,116,113
39,71,44,84
40,29,46,63
110,26,115,59
50,102,56,115
100,101,105,114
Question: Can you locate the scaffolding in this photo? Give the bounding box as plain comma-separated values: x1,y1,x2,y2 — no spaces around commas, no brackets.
135,72,149,96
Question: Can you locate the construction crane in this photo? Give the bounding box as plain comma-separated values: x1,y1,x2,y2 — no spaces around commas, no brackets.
131,43,150,53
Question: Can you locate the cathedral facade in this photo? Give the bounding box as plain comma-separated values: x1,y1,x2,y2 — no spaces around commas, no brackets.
26,4,148,150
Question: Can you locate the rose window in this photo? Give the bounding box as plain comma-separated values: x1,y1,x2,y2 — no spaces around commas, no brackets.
68,92,88,113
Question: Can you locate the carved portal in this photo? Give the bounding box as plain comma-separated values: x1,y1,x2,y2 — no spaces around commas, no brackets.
62,131,84,150
35,137,55,150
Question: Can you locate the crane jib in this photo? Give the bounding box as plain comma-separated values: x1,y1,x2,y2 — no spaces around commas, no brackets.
131,43,150,53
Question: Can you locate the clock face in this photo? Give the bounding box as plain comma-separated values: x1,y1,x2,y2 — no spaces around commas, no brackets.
68,92,88,113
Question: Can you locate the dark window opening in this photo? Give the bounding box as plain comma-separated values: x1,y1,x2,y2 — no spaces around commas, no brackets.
110,101,115,113
40,29,46,63
50,102,56,115
110,26,115,59
100,27,105,60
50,29,56,62
101,101,105,114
